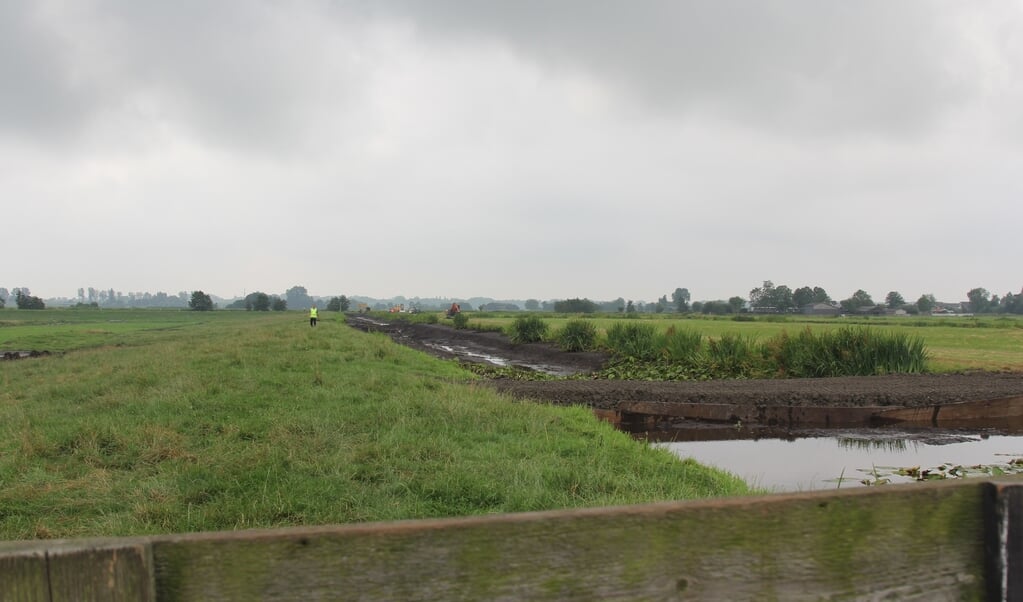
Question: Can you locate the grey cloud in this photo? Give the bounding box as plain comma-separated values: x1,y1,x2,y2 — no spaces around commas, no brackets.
365,1,1002,138
2,0,372,151
0,2,102,140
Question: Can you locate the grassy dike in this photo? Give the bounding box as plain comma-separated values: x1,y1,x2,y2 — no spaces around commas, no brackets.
0,310,750,540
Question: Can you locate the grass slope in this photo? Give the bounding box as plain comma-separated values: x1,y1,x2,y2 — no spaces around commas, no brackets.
0,310,749,540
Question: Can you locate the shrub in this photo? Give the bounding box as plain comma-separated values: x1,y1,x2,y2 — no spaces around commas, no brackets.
557,320,598,352
662,326,703,362
452,312,469,329
507,315,548,343
705,333,760,377
605,322,660,360
425,313,439,324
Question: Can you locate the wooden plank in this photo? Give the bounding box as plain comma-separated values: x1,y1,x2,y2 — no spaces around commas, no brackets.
617,400,889,428
46,541,154,602
0,544,50,602
984,482,1023,602
152,480,988,601
879,396,1023,429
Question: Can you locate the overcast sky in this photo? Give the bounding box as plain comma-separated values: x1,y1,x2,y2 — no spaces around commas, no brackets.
4,1,1021,304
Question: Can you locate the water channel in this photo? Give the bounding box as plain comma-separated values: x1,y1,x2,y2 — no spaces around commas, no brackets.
651,427,1023,492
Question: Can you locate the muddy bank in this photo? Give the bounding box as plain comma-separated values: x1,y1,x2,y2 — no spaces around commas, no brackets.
488,373,1023,410
344,314,1023,411
345,315,607,377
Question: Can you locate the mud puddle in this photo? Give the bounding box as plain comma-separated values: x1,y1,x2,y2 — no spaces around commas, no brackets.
421,342,580,377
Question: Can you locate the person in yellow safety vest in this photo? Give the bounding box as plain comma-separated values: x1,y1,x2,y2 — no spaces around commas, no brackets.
309,305,318,327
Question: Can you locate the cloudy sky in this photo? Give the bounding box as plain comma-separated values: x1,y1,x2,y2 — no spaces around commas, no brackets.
4,1,1021,304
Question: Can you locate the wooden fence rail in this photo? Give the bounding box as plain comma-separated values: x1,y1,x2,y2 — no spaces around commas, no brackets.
2,479,1021,601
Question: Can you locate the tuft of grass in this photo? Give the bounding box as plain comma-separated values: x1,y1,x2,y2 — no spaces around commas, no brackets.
556,319,598,352
605,322,660,360
506,315,549,344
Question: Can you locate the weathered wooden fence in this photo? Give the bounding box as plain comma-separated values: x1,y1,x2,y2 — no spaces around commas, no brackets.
2,479,1021,601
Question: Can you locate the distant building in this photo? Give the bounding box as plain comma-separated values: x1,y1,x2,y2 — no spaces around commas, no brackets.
801,302,840,316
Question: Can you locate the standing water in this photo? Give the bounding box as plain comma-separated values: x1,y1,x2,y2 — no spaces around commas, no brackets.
655,428,1023,492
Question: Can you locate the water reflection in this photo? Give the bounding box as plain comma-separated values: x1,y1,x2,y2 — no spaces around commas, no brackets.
836,437,909,452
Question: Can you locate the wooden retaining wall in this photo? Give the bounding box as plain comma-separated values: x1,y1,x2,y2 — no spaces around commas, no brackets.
1,479,1021,601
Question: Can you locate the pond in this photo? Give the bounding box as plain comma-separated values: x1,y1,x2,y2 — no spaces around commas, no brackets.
654,428,1023,492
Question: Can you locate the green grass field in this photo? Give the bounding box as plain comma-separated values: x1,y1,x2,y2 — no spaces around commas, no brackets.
465,312,1023,373
0,309,750,540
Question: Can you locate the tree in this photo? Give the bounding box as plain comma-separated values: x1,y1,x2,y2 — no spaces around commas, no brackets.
671,288,690,313
885,291,905,309
285,285,314,310
271,297,287,311
15,290,45,309
701,300,732,315
553,298,599,313
248,292,271,311
0,288,8,304
625,300,635,313
792,286,815,309
812,287,831,303
326,295,351,312
524,299,540,311
749,281,771,309
967,288,990,313
917,294,936,314
1000,289,1023,314
773,285,795,311
840,290,874,313
189,290,214,311
749,281,794,311
728,296,746,313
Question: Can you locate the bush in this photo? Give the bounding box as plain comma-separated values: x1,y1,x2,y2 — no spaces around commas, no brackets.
425,313,439,324
557,320,598,352
452,312,469,329
605,322,660,360
705,333,760,377
507,315,549,343
15,291,45,310
662,326,703,362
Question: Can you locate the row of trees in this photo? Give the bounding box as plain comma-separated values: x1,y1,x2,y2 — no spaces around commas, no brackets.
0,288,45,309
540,282,1023,317
219,288,350,312
6,282,1022,315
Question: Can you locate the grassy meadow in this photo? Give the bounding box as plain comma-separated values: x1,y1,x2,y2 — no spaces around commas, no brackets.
0,308,750,540
465,312,1023,373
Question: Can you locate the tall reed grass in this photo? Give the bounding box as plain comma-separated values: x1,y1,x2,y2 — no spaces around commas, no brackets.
601,322,929,379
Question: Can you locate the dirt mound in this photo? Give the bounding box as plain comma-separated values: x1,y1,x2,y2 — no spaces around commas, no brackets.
344,315,1023,410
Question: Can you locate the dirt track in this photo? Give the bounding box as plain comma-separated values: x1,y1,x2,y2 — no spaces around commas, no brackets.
344,315,1023,411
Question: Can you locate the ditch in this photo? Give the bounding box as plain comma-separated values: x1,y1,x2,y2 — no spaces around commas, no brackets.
647,426,1023,492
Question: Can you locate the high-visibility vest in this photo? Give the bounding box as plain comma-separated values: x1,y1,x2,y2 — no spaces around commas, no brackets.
310,307,318,318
